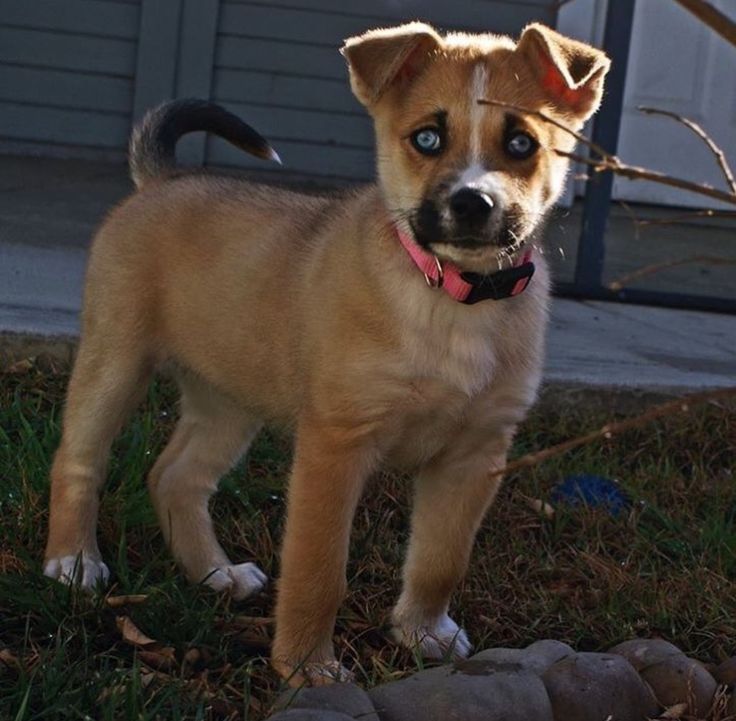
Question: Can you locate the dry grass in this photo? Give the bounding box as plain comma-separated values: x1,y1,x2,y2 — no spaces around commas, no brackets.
1,362,734,719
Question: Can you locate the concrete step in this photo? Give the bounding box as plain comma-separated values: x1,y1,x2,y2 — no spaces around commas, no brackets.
1,156,735,391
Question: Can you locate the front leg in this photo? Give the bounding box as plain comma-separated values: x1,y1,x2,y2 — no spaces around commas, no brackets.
391,433,513,660
272,417,377,686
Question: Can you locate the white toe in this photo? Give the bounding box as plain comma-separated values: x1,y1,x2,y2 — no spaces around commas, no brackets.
392,612,472,661
44,554,110,590
203,562,267,600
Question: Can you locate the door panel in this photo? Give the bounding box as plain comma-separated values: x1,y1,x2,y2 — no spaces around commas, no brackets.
615,0,736,208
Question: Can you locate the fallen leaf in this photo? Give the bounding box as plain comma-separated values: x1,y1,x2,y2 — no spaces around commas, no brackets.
0,648,20,669
106,594,149,608
116,616,156,647
660,702,688,718
5,358,33,374
138,646,177,671
231,615,274,628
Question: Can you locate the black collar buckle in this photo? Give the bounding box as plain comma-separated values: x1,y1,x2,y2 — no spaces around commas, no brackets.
460,261,535,304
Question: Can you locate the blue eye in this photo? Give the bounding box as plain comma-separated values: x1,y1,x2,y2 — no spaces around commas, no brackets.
506,131,537,159
411,127,443,155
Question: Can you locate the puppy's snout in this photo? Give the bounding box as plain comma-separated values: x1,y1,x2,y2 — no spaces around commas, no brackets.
449,188,494,226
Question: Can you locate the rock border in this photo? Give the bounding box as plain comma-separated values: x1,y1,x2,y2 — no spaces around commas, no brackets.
267,638,735,721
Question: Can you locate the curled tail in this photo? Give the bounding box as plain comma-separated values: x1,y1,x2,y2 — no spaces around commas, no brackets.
129,99,281,188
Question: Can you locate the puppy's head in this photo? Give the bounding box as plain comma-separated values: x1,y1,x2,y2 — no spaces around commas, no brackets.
342,22,610,273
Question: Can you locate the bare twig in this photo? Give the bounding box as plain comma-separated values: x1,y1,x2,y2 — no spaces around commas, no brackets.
607,255,736,291
558,150,736,206
477,99,610,160
489,386,736,480
638,106,736,194
617,200,642,240
477,98,736,206
634,209,736,226
671,0,736,48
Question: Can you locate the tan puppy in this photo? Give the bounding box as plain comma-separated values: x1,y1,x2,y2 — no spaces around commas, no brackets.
44,22,609,684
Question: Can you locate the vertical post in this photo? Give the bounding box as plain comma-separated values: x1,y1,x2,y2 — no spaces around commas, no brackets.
132,0,183,123
175,0,221,164
131,0,220,165
573,0,636,291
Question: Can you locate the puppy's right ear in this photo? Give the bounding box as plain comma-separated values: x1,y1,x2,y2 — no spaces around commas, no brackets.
341,22,442,107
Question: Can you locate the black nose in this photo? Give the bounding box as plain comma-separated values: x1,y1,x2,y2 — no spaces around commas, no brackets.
449,188,494,225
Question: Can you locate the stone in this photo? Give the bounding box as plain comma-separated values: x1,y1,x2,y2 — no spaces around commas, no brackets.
542,652,659,721
608,638,684,671
714,657,736,686
524,640,577,673
267,710,355,721
640,656,717,718
369,664,554,721
471,639,574,676
275,683,379,720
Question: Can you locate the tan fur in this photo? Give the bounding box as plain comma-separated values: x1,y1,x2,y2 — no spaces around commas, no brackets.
45,22,609,685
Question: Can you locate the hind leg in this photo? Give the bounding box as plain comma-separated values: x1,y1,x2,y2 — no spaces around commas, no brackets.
147,376,265,599
45,342,152,588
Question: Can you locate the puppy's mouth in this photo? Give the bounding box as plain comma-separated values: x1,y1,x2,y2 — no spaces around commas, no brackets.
410,201,527,272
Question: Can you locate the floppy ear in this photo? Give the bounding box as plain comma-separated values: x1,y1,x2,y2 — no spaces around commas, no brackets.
341,22,442,107
517,23,610,123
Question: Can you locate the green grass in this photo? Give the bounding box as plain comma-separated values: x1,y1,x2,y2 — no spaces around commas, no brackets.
1,363,735,720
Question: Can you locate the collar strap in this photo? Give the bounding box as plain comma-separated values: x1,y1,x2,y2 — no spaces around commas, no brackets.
396,228,534,304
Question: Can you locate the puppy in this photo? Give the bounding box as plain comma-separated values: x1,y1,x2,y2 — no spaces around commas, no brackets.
44,22,609,685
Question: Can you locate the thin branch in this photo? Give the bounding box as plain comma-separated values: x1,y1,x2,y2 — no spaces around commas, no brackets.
477,98,736,206
635,209,736,226
477,98,610,160
558,150,736,206
616,200,642,241
489,386,736,480
671,0,736,48
638,106,736,195
607,254,736,291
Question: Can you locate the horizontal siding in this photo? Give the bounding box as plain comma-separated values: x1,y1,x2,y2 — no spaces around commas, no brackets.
207,135,374,180
214,69,361,115
0,1,140,157
223,0,554,28
224,100,372,147
0,0,140,40
0,102,130,148
0,66,133,115
0,0,557,176
219,4,383,46
211,0,556,179
0,27,137,77
216,36,343,79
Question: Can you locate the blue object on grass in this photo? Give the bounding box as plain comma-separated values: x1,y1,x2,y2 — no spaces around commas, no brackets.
550,474,630,516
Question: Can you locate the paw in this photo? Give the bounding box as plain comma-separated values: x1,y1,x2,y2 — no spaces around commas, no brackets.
44,554,110,590
203,562,267,600
273,658,354,688
392,612,472,661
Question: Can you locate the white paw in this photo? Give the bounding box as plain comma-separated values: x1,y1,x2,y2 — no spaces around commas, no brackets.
44,554,110,590
203,562,267,600
392,612,472,661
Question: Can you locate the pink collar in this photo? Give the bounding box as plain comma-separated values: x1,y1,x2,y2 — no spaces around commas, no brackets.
396,228,535,304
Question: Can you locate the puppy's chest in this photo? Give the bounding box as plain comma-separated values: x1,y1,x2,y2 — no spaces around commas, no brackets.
401,313,499,396
381,323,499,468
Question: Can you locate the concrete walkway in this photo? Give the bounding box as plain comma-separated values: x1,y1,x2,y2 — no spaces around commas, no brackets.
1,156,734,391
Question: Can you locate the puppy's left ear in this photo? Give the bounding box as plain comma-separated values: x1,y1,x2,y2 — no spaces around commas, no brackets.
517,23,610,123
341,22,442,107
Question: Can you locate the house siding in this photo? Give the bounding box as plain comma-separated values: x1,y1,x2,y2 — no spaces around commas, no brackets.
0,0,556,180
0,0,140,157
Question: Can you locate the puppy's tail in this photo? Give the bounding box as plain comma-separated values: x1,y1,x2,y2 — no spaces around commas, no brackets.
129,99,281,188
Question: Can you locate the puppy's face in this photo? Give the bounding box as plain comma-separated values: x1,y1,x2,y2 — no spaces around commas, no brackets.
343,23,610,273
